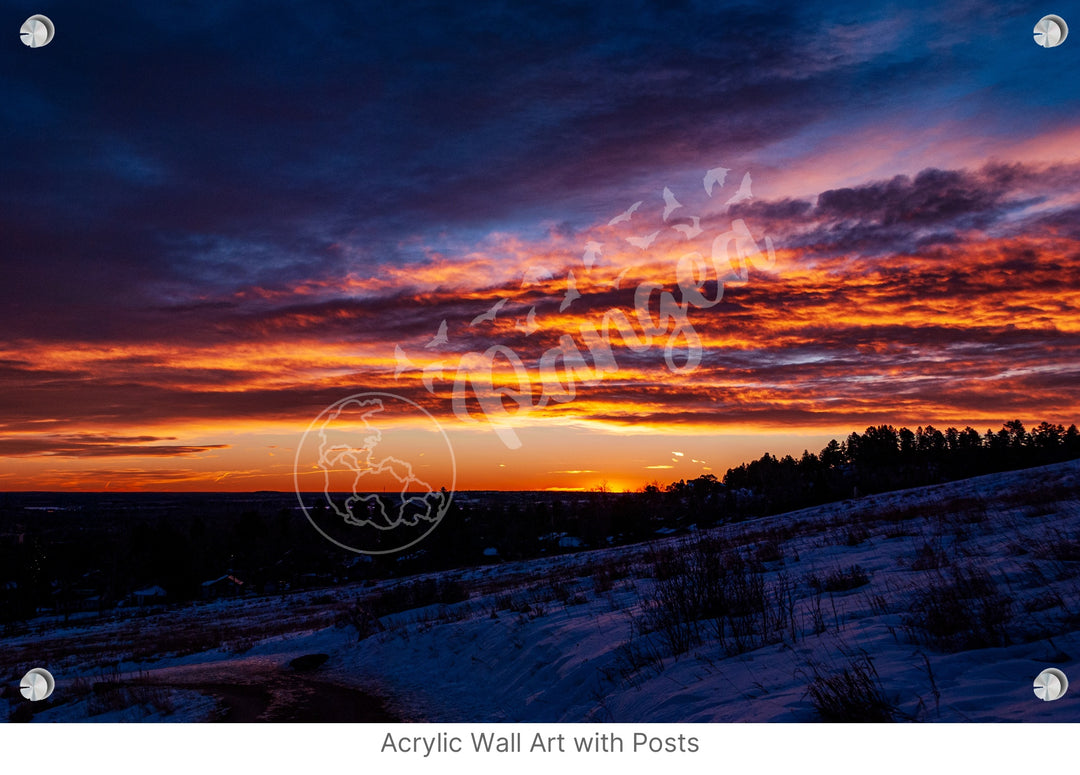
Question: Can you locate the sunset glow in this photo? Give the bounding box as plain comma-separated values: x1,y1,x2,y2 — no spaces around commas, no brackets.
2,2,1078,491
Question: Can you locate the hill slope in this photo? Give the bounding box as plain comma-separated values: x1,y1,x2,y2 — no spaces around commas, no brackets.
4,459,1080,722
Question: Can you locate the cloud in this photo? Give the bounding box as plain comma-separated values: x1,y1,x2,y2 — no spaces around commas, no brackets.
10,0,1055,345
4,155,1078,446
0,435,229,458
4,0,1080,470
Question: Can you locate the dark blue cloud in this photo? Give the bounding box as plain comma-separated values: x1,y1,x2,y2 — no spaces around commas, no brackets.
1,0,1078,343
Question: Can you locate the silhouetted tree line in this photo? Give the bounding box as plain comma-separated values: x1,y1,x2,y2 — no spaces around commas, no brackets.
0,491,647,622
2,419,1078,625
0,497,353,623
718,420,1080,517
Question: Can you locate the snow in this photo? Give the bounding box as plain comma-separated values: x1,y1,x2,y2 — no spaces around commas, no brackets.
133,586,167,598
31,688,219,723
3,459,1080,722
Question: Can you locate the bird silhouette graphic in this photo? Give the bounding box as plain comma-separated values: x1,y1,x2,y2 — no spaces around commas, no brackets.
608,201,643,226
521,265,554,287
609,266,634,290
662,187,683,221
725,172,753,206
425,320,449,348
560,271,581,312
626,230,660,250
394,345,419,378
704,166,731,196
422,362,446,393
672,216,703,239
582,241,603,268
470,298,509,326
516,306,539,335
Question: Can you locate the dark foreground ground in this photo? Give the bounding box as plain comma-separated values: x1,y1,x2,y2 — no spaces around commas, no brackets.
139,662,398,722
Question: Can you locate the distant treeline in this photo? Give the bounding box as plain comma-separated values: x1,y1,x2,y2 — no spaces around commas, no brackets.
2,420,1078,625
664,419,1080,518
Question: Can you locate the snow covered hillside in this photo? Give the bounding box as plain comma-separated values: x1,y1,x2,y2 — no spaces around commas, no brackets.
4,459,1080,722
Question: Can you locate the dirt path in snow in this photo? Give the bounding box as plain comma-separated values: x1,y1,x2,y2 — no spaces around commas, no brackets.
135,660,398,722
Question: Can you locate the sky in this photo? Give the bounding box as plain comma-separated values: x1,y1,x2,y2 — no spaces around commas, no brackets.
1,0,1078,492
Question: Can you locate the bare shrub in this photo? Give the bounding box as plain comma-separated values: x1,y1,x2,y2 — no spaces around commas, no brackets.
902,566,1014,650
942,495,987,525
87,668,174,718
809,565,870,593
807,593,827,635
638,537,792,657
515,601,546,622
592,567,616,594
874,503,928,524
335,599,385,641
640,567,700,655
868,591,890,616
548,577,588,606
753,537,784,565
803,653,896,722
910,541,951,571
608,635,665,688
883,523,918,540
1024,589,1065,614
845,523,871,546
590,558,632,595
373,578,469,616
999,484,1073,513
1032,530,1080,563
